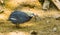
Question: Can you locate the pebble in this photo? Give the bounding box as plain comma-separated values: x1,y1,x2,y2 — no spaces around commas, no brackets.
52,27,57,32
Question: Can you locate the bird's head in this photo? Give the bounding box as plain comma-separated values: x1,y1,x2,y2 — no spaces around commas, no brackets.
25,12,36,18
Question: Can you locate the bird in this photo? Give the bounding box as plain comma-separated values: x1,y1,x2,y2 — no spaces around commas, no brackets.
8,10,35,28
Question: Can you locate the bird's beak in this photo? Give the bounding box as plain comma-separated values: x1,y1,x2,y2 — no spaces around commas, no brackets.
32,14,38,18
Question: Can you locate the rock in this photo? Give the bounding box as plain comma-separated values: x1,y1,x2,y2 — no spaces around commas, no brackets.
52,27,57,32
0,0,5,5
42,0,50,10
52,14,60,20
0,10,4,14
46,20,50,24
30,30,37,35
51,0,60,10
0,0,4,4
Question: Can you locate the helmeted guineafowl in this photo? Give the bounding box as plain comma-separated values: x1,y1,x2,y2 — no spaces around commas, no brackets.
8,10,35,28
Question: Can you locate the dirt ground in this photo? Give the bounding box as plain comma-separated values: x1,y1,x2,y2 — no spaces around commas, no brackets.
0,0,60,35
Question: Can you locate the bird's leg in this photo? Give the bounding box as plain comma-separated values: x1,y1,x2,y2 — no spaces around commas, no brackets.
34,15,37,22
16,23,20,28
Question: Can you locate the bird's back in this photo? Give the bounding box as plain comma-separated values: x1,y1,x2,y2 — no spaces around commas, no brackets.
9,11,32,24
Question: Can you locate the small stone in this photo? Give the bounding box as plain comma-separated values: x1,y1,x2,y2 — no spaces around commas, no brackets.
46,20,50,24
0,10,4,14
30,30,37,35
52,27,57,32
0,0,5,5
52,14,60,20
